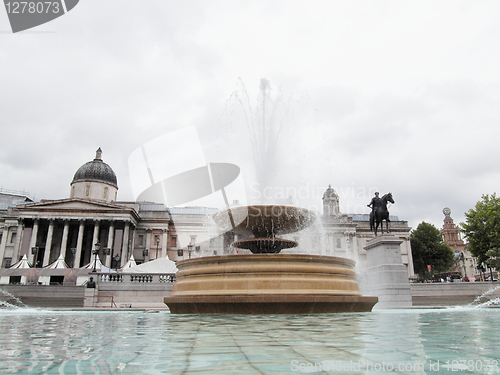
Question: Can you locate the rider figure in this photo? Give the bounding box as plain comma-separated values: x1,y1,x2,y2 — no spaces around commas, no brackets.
368,192,381,215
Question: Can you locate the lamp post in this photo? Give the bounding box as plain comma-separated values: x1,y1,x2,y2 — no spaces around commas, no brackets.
31,246,39,268
156,237,160,259
188,244,193,259
70,247,76,268
92,242,101,272
113,254,121,271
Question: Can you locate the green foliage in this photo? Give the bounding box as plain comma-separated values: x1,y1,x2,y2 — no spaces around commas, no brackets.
486,248,500,271
462,193,500,265
410,221,455,279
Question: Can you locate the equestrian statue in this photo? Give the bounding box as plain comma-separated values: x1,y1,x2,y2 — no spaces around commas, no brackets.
368,192,395,236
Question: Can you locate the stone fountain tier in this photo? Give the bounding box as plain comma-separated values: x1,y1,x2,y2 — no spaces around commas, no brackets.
164,254,378,314
212,205,316,253
212,205,316,237
231,238,298,253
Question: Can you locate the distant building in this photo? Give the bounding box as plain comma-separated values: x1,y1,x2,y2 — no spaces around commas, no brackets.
0,149,224,272
441,207,476,280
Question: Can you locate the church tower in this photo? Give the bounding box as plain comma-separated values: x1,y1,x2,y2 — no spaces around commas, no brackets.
441,207,465,253
441,207,476,279
322,185,340,216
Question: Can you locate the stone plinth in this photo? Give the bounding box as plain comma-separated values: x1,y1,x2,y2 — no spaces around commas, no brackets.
360,236,412,309
164,254,377,314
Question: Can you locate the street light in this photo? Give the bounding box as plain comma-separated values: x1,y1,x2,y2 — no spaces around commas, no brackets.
31,246,39,268
113,254,121,271
92,242,101,272
70,248,77,268
187,244,193,259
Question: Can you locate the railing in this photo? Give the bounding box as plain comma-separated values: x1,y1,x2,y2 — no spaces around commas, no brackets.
96,273,176,285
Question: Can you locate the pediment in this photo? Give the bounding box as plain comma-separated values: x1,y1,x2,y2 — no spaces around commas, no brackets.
18,198,130,212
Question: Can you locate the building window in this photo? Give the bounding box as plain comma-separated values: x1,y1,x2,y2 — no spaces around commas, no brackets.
137,234,144,247
103,187,108,200
171,236,177,247
10,233,16,244
336,238,342,248
85,185,91,197
190,235,197,245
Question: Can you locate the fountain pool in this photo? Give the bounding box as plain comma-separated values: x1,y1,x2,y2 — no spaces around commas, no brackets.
1,307,499,374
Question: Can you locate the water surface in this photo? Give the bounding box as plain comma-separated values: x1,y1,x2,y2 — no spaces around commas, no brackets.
0,307,499,374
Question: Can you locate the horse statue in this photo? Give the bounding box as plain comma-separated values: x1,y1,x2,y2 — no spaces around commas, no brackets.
369,192,395,236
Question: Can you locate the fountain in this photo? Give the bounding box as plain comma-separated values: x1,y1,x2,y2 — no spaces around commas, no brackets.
164,205,378,313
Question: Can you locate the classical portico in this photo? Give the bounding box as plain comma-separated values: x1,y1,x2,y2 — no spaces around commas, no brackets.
15,199,140,269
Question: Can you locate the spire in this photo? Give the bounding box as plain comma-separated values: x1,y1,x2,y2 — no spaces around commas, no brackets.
95,147,102,161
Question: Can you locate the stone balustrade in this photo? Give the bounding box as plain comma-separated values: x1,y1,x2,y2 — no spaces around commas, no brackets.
96,273,176,285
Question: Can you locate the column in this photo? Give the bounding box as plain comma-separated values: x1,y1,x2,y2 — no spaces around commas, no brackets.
42,219,55,266
12,219,24,263
161,228,168,258
28,219,39,264
74,219,85,268
105,221,115,268
144,229,151,262
0,225,9,267
130,225,136,258
121,221,130,267
91,220,100,249
60,219,70,261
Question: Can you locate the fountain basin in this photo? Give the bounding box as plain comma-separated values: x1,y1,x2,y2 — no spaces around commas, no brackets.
164,254,377,314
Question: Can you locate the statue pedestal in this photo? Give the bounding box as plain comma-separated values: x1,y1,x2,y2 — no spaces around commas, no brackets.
360,236,412,309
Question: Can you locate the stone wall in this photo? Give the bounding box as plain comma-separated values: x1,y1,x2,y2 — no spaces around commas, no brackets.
411,282,500,306
0,285,85,308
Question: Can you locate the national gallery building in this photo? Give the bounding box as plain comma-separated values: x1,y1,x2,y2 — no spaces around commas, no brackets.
0,149,415,279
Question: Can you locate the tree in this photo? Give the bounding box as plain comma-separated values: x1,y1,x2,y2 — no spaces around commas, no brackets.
486,248,500,272
462,193,500,265
410,222,454,279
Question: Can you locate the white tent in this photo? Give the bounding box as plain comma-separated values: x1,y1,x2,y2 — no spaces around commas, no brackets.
119,254,137,271
46,253,68,269
80,258,116,273
81,257,104,271
9,254,32,269
121,256,178,274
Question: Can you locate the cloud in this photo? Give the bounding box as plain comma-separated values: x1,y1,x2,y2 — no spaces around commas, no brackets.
1,0,500,233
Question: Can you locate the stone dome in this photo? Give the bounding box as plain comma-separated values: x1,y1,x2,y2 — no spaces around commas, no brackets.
71,148,118,188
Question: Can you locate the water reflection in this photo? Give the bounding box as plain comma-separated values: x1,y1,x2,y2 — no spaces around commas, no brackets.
0,309,499,374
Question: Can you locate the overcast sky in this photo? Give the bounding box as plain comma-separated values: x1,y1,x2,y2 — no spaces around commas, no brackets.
1,1,500,232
